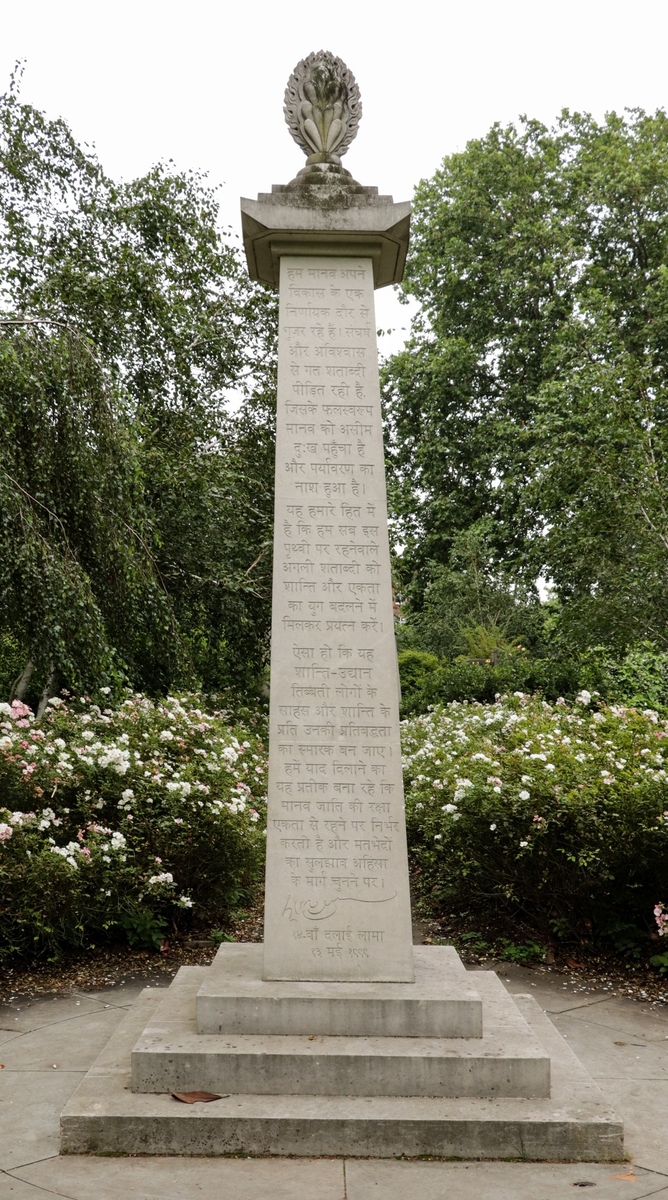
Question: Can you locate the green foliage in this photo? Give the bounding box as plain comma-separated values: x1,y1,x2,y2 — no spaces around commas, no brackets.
0,323,177,696
0,691,267,962
0,73,278,700
398,521,546,661
120,911,167,951
398,650,580,715
403,693,668,945
497,939,545,963
385,108,668,654
579,643,668,713
398,639,668,718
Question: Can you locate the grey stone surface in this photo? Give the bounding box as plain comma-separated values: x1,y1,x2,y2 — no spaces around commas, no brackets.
597,1079,668,1177
0,1174,47,1197
1,965,663,1191
284,51,361,166
264,253,413,981
241,196,411,288
491,964,653,1016
5,1156,346,1199
551,1011,668,1080
133,964,549,1098
60,975,622,1159
0,1007,126,1071
0,991,129,1171
0,991,111,1034
345,1160,668,1199
197,944,482,1036
0,1069,86,1169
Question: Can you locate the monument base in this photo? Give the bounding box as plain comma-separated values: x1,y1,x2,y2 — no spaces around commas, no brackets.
197,944,482,1036
60,946,623,1160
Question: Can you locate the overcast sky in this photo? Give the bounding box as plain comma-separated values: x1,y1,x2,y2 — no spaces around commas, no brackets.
3,0,668,351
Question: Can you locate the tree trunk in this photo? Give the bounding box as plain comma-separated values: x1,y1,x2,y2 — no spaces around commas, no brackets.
36,665,55,720
10,660,34,702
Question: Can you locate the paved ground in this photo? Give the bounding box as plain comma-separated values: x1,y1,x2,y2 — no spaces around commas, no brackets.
0,963,667,1199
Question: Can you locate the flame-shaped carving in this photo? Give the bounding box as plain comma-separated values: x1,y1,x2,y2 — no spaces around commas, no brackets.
284,51,362,164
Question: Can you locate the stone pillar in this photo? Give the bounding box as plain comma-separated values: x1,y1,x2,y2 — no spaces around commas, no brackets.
241,53,413,982
61,56,624,1163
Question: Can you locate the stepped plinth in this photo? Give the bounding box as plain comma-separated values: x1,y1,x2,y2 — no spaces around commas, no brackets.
61,950,623,1159
196,944,482,1037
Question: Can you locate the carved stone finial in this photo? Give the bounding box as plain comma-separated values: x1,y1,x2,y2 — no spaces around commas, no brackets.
284,51,362,168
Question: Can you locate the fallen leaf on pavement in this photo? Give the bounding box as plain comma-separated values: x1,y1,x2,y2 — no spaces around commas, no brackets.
171,1091,227,1104
566,958,584,968
610,1173,637,1181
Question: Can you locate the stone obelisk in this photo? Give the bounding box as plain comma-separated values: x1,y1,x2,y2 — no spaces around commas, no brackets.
242,52,413,982
62,55,624,1163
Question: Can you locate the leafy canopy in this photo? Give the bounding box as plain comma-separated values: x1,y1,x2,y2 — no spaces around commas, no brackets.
385,108,668,654
0,70,278,701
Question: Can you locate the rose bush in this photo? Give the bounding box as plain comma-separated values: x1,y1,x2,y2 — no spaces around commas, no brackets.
0,692,267,960
403,692,668,949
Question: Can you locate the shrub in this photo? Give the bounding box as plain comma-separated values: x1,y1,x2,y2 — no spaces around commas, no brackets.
0,692,267,961
398,651,580,715
579,643,668,713
398,642,668,719
402,692,668,946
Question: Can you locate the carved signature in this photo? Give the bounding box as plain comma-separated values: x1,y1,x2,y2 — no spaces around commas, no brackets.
282,893,398,922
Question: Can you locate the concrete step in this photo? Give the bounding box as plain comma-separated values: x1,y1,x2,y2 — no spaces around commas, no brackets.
60,975,624,1161
132,966,550,1097
196,943,482,1037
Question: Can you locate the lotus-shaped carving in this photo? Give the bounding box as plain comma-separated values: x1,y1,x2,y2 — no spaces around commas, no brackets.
284,51,362,165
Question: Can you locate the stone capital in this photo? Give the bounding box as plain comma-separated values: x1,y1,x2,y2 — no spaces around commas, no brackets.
240,191,411,290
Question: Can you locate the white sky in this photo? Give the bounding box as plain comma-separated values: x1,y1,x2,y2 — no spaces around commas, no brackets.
3,0,668,353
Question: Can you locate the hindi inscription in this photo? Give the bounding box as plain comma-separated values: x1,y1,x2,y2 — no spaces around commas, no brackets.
263,255,414,982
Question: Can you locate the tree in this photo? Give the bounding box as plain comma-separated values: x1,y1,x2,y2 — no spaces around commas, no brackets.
400,519,545,660
384,109,668,654
0,70,278,700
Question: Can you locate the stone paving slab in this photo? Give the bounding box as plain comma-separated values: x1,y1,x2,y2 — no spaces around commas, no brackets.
4,1160,668,1200
5,1156,346,1199
0,1032,22,1050
0,992,111,1034
550,1011,668,1080
0,1008,127,1072
555,1000,668,1042
599,1078,668,1177
0,1068,85,1169
345,1159,668,1199
489,965,637,1015
0,1173,47,1198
